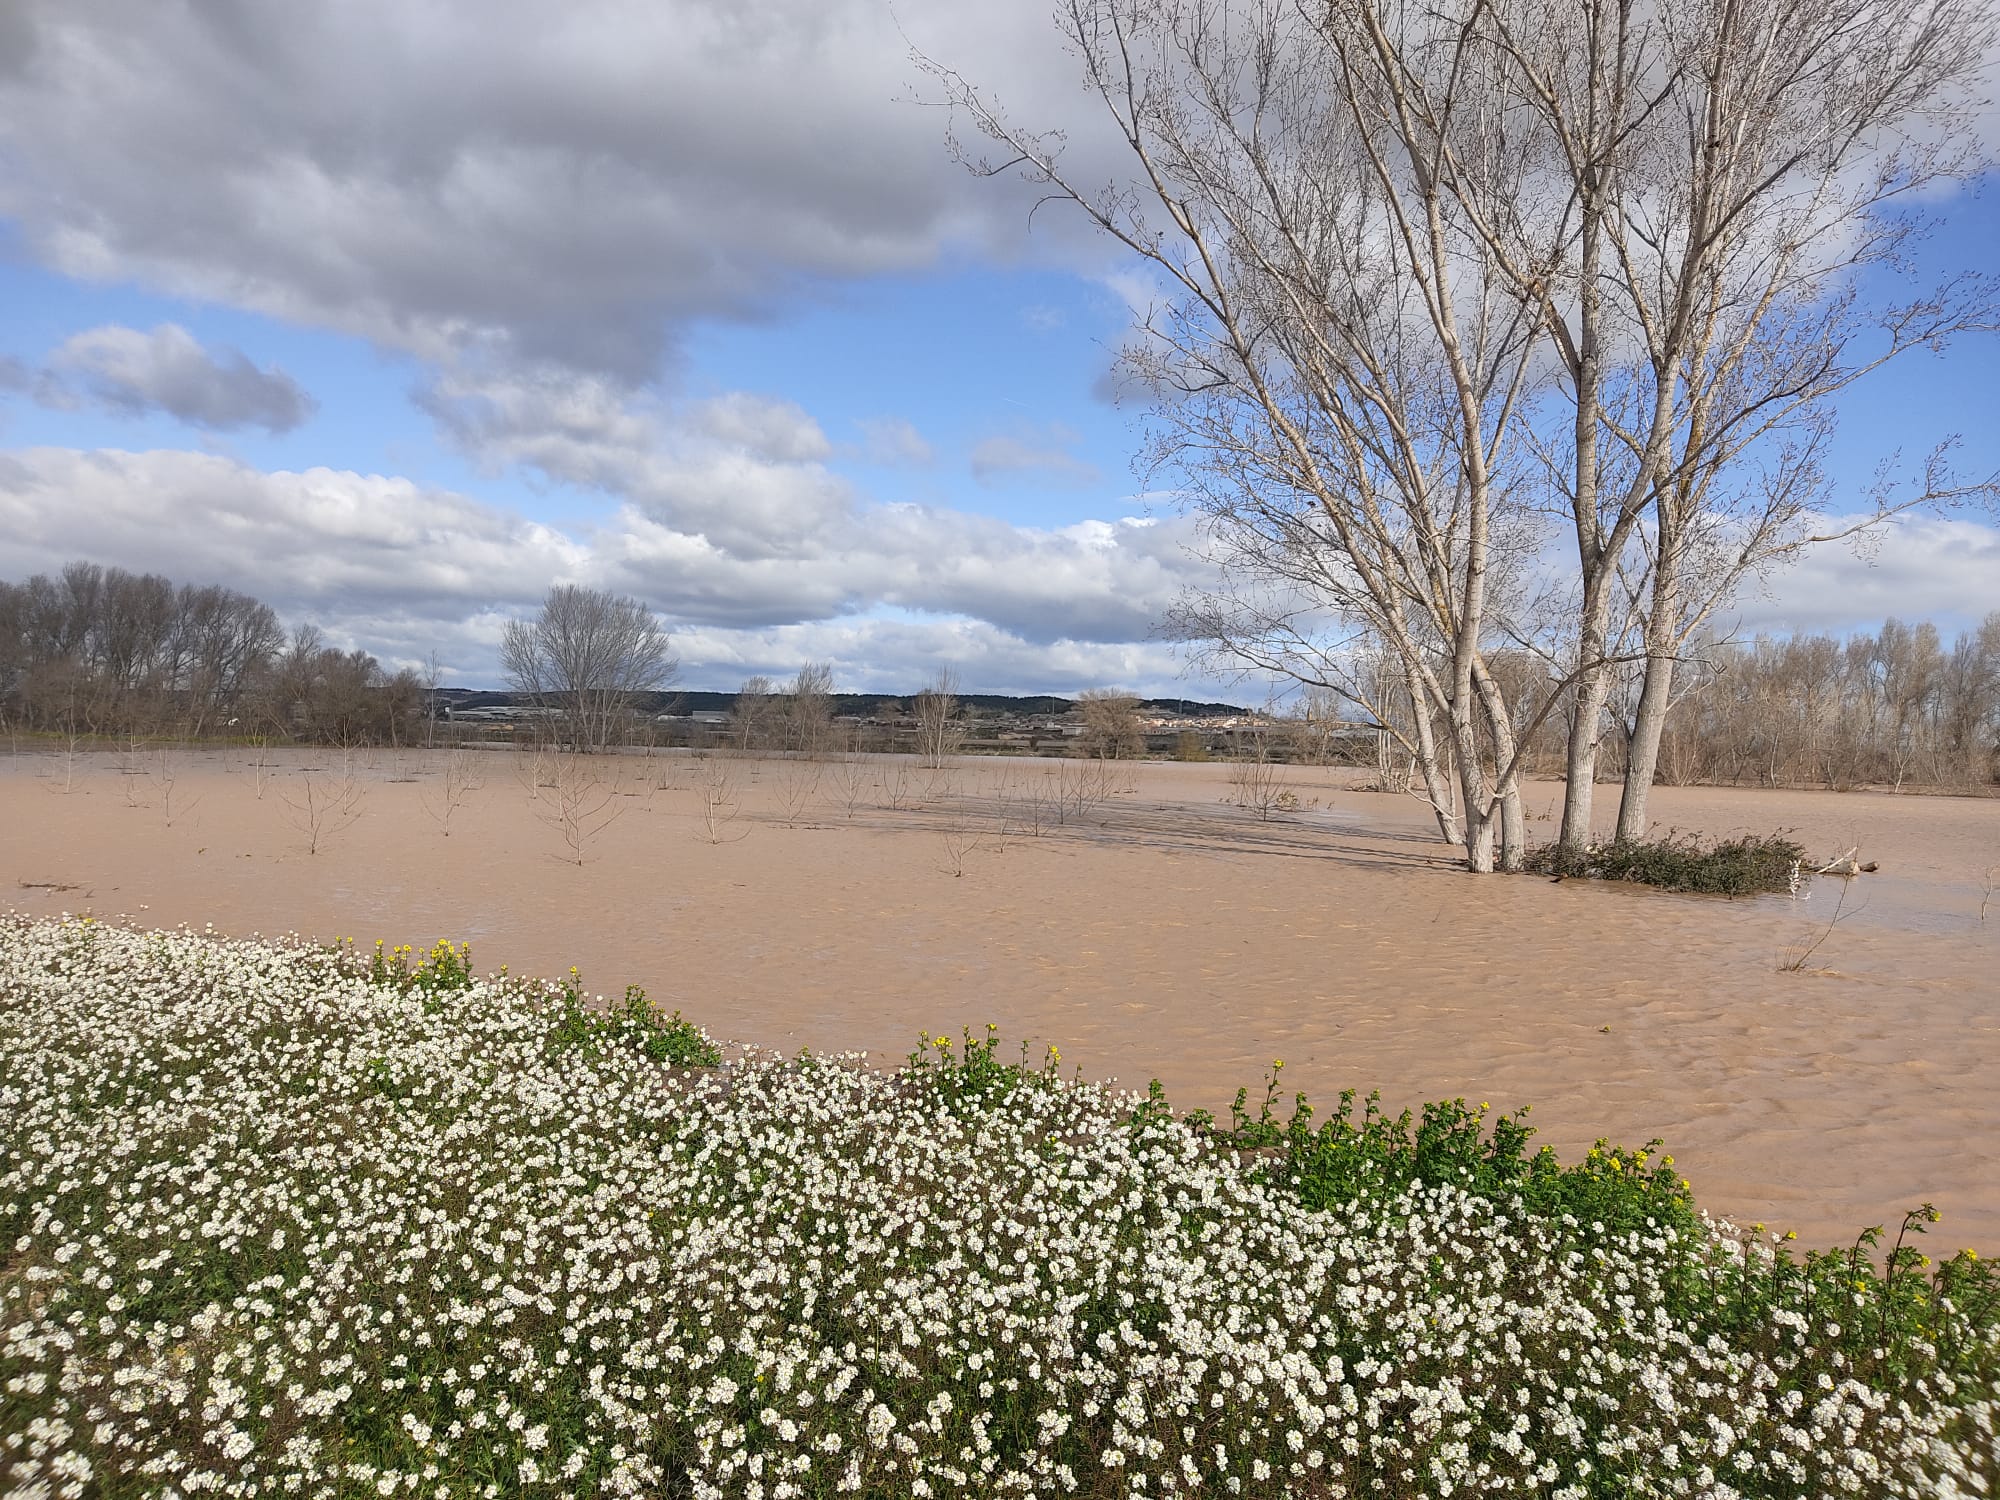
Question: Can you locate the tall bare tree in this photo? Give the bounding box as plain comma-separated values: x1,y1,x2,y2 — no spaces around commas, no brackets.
1420,0,1999,845
778,661,836,756
933,0,1994,866
931,0,1552,869
500,585,677,753
913,668,966,768
733,675,777,751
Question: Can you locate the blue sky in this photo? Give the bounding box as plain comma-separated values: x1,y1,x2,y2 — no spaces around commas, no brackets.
0,1,1995,696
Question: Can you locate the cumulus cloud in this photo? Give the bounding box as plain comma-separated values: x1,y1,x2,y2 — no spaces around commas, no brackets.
42,323,317,432
416,369,1199,636
0,438,1219,686
0,1,1128,379
0,447,580,619
691,393,830,464
1735,515,2000,638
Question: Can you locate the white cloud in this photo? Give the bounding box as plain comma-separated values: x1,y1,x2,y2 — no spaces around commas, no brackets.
1734,514,2000,638
0,1,1129,379
691,393,831,464
0,447,580,620
2,437,1989,693
0,438,1220,688
42,323,316,432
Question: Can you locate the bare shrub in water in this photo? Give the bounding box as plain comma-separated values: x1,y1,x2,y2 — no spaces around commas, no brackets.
277,764,364,855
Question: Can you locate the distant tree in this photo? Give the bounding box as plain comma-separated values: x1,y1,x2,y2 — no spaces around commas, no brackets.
913,668,965,768
501,585,677,752
733,675,777,751
1078,689,1143,760
779,661,836,756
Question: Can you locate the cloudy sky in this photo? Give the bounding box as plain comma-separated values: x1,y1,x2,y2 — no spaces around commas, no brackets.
0,1,1995,696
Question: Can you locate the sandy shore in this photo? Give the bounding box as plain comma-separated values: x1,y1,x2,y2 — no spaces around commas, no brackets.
5,742,1996,1250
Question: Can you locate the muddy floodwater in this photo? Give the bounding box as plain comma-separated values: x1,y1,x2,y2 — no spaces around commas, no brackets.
5,744,1996,1250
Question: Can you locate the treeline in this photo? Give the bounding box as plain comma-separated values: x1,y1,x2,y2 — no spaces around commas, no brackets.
0,561,428,745
1433,615,2000,793
1642,617,2000,791
6,559,1996,788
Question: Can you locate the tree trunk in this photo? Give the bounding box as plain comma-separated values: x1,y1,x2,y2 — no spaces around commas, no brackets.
1449,692,1496,873
1471,654,1528,871
1405,664,1463,848
1499,782,1526,871
1616,568,1681,840
1559,576,1616,849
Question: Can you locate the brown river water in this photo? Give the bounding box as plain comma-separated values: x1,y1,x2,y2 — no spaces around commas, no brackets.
4,745,1996,1251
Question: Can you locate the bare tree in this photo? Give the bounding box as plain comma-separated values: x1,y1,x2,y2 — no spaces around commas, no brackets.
420,748,485,836
422,650,445,750
773,755,824,827
1228,731,1287,821
149,742,201,828
930,0,1548,870
733,675,777,751
931,0,1995,870
1077,689,1144,761
1425,0,2000,846
913,668,966,769
278,766,365,855
500,585,677,753
534,754,622,865
779,661,836,756
692,752,748,844
825,740,876,820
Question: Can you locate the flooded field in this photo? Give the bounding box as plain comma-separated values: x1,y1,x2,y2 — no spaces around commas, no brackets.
5,744,1995,1250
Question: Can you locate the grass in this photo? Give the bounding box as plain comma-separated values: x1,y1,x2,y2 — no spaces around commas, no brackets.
3,918,1997,1498
1523,829,1808,896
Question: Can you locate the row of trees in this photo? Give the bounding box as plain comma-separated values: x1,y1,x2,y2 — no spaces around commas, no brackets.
1361,614,2000,795
0,561,431,746
1633,616,2000,792
9,562,1992,790
939,0,1997,869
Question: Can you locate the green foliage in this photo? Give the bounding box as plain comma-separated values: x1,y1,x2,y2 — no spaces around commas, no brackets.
1682,1205,2000,1395
1524,828,1806,895
903,1024,1064,1109
356,937,479,1002
546,971,721,1067
1209,1065,1698,1245
1199,1062,2000,1438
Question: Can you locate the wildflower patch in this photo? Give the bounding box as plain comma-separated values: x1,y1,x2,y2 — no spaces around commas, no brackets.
1,916,1995,1497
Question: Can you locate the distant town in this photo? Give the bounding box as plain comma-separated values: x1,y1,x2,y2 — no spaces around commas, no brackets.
432,687,1380,761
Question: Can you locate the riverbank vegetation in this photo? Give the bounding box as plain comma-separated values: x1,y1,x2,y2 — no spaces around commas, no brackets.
3,917,1995,1497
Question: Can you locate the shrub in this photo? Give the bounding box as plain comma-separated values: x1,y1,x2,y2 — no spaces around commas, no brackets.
1524,828,1806,895
548,972,722,1066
